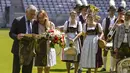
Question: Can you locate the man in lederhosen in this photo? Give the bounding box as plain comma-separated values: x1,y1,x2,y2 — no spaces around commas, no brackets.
100,3,117,72
114,10,130,64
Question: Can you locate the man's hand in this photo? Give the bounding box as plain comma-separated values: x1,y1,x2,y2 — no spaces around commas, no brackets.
17,33,24,40
114,48,118,53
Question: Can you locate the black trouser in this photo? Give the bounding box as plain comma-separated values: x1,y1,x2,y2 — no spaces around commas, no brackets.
12,54,33,73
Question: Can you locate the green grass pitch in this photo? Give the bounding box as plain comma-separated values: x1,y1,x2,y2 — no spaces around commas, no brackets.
0,29,110,73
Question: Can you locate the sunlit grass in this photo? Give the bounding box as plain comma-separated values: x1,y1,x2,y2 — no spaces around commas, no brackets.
0,29,110,73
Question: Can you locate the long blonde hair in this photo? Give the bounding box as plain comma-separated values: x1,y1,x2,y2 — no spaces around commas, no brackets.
37,10,51,29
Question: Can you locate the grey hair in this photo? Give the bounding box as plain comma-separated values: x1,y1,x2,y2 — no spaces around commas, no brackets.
26,5,38,13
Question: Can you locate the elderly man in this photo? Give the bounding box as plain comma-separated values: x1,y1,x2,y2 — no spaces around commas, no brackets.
9,5,37,73
114,10,130,60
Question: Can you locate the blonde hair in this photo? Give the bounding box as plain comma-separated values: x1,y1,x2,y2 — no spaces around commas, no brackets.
38,10,51,29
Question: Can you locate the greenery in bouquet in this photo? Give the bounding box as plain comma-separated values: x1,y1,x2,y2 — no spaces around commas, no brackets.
39,29,66,48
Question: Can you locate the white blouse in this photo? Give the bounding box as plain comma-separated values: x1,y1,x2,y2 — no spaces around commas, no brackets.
38,22,55,34
83,23,103,33
63,20,82,33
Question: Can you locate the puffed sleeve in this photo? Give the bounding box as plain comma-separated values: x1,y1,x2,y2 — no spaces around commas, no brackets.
102,18,106,31
98,23,103,33
83,23,87,33
50,22,55,29
63,21,68,32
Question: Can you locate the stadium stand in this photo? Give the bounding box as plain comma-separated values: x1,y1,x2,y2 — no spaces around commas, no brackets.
0,0,130,27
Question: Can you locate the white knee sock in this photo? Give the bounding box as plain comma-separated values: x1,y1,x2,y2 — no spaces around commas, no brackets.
110,56,114,71
114,58,119,71
103,57,107,69
71,63,74,67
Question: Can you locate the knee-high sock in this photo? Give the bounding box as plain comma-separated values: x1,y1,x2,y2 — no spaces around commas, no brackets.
78,64,82,70
113,58,117,71
111,57,118,71
103,57,107,69
71,63,74,67
110,56,114,71
114,58,119,71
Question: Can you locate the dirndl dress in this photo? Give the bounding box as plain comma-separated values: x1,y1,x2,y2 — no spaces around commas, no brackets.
61,33,80,62
61,21,82,62
80,24,103,68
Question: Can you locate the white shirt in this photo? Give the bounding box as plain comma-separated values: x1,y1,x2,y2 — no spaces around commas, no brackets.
25,15,33,34
102,16,116,31
38,22,55,34
83,23,103,33
123,33,128,43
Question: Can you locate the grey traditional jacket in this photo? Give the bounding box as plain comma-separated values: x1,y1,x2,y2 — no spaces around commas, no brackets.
114,24,130,49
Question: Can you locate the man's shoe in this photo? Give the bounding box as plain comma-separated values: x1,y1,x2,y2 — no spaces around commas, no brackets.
86,71,88,73
70,66,74,70
78,69,82,73
110,69,116,73
100,68,106,71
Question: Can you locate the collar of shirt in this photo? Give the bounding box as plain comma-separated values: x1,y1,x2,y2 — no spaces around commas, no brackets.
108,15,116,20
25,15,32,34
25,15,34,23
68,19,78,27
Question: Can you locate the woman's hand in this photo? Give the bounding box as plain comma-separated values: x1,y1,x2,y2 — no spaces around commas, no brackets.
71,38,75,42
17,33,25,40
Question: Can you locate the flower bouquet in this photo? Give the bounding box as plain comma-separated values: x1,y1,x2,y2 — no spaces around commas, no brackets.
38,29,65,48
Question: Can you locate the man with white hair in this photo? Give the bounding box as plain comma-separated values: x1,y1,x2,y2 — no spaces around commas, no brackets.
9,5,37,73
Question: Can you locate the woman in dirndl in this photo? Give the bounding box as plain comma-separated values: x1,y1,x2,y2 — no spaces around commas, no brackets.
32,10,56,73
79,8,104,73
62,10,82,73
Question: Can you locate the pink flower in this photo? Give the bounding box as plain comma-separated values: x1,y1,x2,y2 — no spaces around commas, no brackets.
48,29,54,33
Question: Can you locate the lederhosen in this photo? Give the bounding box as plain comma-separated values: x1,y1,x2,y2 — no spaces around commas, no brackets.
103,17,117,57
118,29,130,59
